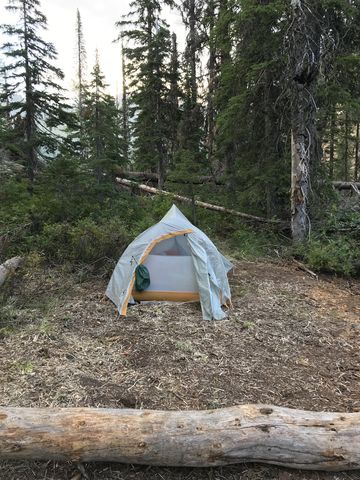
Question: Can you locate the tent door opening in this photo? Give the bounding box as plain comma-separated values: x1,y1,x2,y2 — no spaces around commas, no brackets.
132,234,199,302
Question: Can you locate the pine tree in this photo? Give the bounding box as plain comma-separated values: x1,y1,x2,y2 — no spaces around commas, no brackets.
215,0,288,214
319,0,360,183
203,0,217,173
120,36,130,165
117,0,175,188
82,52,123,180
0,0,70,183
167,32,181,168
176,0,205,172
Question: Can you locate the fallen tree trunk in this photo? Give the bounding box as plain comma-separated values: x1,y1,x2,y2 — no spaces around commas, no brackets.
116,178,283,225
0,405,359,470
332,181,360,190
115,169,159,181
0,256,23,288
116,171,360,190
331,181,360,194
115,171,360,191
115,169,224,185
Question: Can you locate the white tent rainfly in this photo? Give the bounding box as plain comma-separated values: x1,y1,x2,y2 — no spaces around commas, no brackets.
106,205,233,320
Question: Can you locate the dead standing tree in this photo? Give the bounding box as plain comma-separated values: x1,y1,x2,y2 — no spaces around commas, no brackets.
288,0,321,242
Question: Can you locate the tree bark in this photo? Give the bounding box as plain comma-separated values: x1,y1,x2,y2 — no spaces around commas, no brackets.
343,112,349,181
116,178,283,225
329,107,336,180
205,0,217,172
0,405,360,470
289,0,321,243
121,38,130,165
0,256,23,288
354,122,359,182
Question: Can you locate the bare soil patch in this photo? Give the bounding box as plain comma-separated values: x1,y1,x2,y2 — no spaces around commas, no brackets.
0,259,359,479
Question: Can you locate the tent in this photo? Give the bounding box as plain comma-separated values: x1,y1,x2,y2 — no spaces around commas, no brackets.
106,205,233,320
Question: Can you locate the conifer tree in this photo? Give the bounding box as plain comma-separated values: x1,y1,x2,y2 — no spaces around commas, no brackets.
167,32,181,167
177,0,205,172
319,0,360,182
0,0,70,183
203,0,217,173
82,52,123,179
215,0,288,214
120,37,130,165
117,0,175,188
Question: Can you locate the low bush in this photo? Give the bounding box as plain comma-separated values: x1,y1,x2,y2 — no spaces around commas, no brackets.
295,235,360,276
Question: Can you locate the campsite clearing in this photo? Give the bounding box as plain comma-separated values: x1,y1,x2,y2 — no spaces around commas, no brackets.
0,258,359,479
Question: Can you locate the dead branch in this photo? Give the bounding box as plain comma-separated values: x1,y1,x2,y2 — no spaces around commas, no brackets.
331,181,360,193
115,169,224,185
116,178,283,226
292,258,318,279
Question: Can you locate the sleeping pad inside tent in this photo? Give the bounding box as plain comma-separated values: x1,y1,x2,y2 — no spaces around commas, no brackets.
106,205,233,320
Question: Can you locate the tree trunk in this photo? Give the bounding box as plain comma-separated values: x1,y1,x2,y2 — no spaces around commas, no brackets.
76,9,85,122
289,0,321,243
121,37,130,165
329,107,336,180
23,2,36,184
187,0,198,106
1,405,360,471
0,256,23,288
205,0,217,172
354,122,359,182
343,112,349,181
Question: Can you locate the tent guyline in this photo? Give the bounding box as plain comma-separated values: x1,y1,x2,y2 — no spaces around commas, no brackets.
115,178,285,226
0,404,359,470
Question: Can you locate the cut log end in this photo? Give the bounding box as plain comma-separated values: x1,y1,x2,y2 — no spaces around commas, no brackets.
0,256,23,288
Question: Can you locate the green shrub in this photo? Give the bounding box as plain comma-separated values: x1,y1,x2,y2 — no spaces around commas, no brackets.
36,217,131,267
227,225,282,260
295,236,359,276
69,217,131,264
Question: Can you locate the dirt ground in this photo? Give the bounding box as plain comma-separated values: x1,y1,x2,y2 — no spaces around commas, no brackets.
0,259,359,480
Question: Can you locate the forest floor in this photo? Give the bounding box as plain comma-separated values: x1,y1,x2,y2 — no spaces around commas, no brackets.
0,259,360,480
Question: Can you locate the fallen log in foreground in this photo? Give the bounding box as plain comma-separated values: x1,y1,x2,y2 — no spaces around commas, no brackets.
1,405,360,471
116,178,283,226
0,256,23,288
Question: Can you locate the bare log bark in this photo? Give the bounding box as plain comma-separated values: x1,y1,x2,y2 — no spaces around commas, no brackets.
0,256,23,288
115,178,282,225
0,405,360,470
